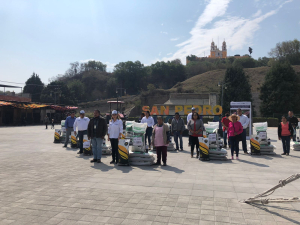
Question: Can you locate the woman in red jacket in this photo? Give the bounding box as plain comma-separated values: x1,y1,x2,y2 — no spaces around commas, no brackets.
227,114,243,160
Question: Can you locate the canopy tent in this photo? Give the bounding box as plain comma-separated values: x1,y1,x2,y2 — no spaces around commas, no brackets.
0,101,77,110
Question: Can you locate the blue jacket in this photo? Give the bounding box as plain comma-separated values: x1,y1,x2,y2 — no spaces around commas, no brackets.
65,116,76,128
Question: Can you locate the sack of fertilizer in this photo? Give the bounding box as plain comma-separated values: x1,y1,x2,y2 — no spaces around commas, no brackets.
125,121,135,132
71,132,78,148
253,122,268,132
83,135,92,155
54,129,61,143
129,151,155,166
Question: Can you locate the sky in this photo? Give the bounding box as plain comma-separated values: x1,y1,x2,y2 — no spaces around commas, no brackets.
0,0,300,92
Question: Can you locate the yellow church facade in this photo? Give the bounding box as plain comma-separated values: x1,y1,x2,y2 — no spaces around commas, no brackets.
209,40,227,58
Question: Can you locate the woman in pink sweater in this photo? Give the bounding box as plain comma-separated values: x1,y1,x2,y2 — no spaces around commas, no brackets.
227,114,243,160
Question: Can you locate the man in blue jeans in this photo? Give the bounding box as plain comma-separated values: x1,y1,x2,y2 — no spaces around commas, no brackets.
237,109,250,153
171,113,185,151
87,110,107,163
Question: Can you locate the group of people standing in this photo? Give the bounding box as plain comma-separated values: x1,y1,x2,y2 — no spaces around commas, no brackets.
59,107,298,165
221,109,250,159
63,110,120,164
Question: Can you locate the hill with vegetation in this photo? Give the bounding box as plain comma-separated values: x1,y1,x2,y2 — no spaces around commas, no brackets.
170,65,300,94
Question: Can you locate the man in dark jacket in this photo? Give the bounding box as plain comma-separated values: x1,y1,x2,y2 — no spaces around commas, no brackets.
171,113,185,151
287,111,298,141
88,110,108,163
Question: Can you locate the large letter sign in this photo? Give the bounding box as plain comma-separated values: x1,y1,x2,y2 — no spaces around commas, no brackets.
143,105,222,115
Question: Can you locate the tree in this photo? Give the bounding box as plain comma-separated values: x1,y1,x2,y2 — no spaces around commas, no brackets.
221,66,252,114
232,57,256,68
80,60,107,72
23,73,44,102
40,81,75,105
114,61,147,95
260,62,300,116
248,47,253,55
68,80,85,102
269,39,300,65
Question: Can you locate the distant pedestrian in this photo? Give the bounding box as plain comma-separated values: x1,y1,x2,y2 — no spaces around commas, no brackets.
44,116,49,129
108,110,123,164
278,115,293,156
187,107,196,146
51,119,55,129
73,110,90,154
88,110,108,163
221,113,230,148
187,112,204,158
237,108,250,154
228,114,243,160
287,111,298,141
63,112,76,148
171,113,185,151
152,116,170,166
141,111,154,151
138,113,145,123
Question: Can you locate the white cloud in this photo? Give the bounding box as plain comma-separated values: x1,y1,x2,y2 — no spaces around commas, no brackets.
170,37,179,41
186,19,193,23
156,0,292,64
252,9,262,17
160,31,168,35
167,53,173,56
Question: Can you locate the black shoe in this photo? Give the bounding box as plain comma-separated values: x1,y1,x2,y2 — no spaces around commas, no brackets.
77,151,82,154
175,148,179,151
63,146,67,148
110,161,115,164
286,153,289,156
162,163,167,166
281,153,286,155
97,159,101,163
180,149,183,151
90,159,97,163
153,162,161,165
244,151,248,154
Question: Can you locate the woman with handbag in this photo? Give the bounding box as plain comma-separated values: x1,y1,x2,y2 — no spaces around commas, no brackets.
187,112,204,158
227,114,243,160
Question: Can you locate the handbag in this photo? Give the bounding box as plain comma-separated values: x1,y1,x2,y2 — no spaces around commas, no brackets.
233,123,243,141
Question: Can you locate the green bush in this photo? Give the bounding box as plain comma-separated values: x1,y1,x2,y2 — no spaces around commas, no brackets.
252,117,278,127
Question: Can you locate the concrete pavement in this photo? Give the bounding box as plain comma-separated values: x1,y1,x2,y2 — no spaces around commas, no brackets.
0,126,299,224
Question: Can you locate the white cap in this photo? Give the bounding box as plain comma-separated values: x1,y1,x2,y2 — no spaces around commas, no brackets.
80,110,85,114
191,107,196,110
112,110,118,115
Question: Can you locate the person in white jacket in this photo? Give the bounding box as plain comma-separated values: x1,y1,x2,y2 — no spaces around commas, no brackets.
73,110,90,154
108,110,123,164
237,108,250,154
141,111,155,151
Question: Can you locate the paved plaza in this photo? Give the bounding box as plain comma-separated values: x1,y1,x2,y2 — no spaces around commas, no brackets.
0,126,300,225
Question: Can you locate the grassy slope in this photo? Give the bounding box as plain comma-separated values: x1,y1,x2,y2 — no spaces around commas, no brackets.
169,65,300,93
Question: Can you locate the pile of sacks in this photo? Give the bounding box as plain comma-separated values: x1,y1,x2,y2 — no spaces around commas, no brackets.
209,148,228,160
291,142,300,151
129,151,155,166
102,140,112,155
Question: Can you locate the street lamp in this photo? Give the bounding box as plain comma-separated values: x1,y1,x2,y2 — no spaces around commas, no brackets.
218,81,228,115
116,88,126,113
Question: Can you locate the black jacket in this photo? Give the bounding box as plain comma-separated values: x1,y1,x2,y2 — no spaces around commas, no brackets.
287,116,298,127
88,117,108,139
278,122,293,138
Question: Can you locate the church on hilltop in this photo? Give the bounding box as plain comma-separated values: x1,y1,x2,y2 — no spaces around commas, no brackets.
186,40,248,64
210,40,227,58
